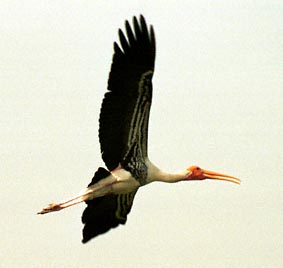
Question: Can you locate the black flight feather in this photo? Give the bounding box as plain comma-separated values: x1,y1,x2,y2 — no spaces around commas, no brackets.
82,167,137,243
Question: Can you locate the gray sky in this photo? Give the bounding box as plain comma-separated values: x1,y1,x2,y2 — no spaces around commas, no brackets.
1,1,282,267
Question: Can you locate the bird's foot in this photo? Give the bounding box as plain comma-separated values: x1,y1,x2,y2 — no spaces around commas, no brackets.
38,175,120,215
37,202,65,214
37,189,101,215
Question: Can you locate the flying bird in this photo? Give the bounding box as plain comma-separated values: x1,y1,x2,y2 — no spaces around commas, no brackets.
38,15,240,243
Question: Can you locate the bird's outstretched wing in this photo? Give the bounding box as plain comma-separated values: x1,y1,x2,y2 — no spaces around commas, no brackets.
99,15,156,181
82,167,138,243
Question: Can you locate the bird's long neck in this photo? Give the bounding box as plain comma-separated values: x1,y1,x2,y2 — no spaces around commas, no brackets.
155,170,186,183
146,160,187,184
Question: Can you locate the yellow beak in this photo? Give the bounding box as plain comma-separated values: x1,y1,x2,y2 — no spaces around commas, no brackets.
203,169,241,184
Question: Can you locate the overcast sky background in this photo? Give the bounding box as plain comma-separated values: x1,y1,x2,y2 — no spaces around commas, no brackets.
1,1,282,267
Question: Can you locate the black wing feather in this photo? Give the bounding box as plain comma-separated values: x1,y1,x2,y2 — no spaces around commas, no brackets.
82,168,137,243
99,15,156,171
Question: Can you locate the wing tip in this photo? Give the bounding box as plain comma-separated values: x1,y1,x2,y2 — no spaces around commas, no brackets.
114,14,155,55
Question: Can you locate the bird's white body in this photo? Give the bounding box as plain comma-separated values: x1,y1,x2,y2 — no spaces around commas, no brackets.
102,167,140,195
88,158,186,198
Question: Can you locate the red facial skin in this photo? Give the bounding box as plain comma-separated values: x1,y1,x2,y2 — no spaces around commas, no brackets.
186,166,240,184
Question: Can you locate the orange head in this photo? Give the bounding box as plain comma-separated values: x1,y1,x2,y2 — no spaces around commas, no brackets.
186,165,240,184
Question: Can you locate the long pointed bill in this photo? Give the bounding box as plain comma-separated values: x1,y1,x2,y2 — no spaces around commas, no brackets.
203,169,241,184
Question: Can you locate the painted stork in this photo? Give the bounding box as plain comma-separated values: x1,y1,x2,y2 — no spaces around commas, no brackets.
38,15,240,243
